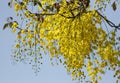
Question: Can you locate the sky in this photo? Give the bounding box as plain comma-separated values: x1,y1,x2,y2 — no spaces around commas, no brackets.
0,0,120,83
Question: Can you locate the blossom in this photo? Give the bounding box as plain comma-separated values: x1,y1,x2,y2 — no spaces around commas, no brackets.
11,22,18,28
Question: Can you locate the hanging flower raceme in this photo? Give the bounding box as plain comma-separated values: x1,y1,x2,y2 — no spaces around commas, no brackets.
4,0,120,83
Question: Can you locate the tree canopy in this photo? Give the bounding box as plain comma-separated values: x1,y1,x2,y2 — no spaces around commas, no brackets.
3,0,120,83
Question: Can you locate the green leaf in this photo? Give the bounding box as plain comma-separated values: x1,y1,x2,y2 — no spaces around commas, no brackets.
3,23,9,30
112,1,117,11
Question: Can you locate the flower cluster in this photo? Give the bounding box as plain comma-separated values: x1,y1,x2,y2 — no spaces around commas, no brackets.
8,0,120,82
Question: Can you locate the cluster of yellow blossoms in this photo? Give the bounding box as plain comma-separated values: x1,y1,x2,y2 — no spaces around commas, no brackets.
10,0,120,83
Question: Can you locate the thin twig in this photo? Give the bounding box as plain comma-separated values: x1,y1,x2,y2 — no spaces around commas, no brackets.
96,10,120,30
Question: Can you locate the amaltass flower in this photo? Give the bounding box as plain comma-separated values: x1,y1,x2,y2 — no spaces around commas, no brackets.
11,21,18,28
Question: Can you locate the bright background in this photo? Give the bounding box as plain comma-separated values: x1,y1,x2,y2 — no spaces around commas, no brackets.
0,0,120,83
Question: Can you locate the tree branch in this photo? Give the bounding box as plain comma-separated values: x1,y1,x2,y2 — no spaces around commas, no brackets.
96,10,120,30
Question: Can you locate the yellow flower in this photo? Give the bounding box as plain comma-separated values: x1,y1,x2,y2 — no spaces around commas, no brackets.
34,30,37,34
14,3,21,12
28,34,34,39
21,30,25,34
15,44,20,48
11,22,18,28
22,38,26,43
21,5,26,9
30,14,35,17
28,29,31,33
17,35,21,39
40,29,45,35
77,71,81,77
48,41,53,46
24,10,29,18
39,29,45,38
12,29,16,33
